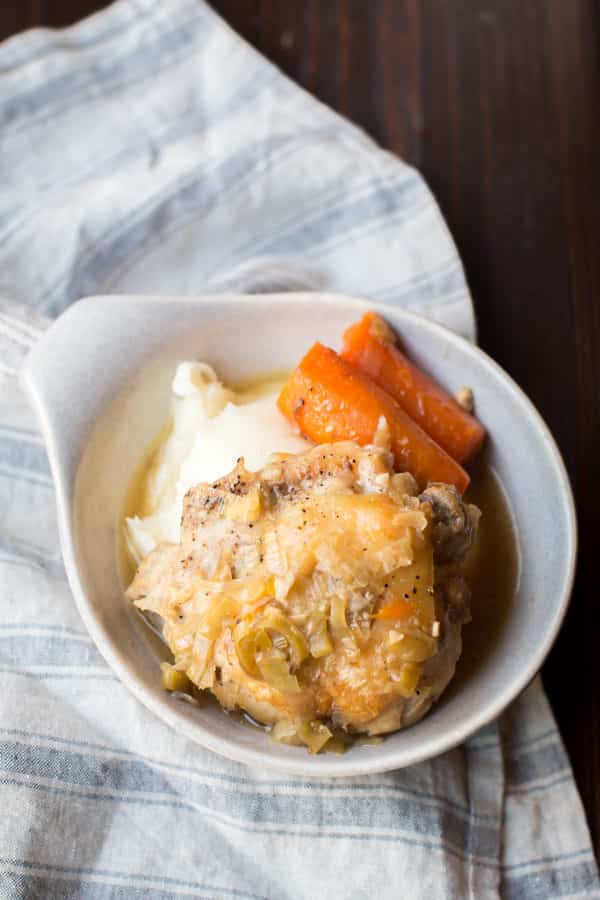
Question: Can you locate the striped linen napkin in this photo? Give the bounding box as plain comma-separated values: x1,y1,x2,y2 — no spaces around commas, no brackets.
0,1,598,897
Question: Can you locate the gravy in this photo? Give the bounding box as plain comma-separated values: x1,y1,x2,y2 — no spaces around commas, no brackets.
460,458,520,676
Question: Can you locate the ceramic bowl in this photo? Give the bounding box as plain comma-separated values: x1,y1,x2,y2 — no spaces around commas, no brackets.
21,293,576,776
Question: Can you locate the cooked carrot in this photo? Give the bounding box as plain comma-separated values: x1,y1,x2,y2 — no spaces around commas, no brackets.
374,598,416,620
341,312,485,464
278,342,470,492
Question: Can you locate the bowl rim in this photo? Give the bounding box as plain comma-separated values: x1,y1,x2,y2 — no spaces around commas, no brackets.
21,291,577,776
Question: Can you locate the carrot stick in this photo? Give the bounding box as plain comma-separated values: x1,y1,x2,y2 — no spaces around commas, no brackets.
278,342,470,492
341,312,485,464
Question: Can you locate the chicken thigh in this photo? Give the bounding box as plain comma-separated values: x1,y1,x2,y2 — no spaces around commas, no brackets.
127,441,479,750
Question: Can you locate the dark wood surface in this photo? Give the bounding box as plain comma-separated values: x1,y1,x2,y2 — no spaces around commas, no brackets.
3,0,599,853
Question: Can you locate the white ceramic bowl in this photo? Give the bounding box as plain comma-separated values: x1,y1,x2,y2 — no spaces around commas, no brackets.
21,293,576,776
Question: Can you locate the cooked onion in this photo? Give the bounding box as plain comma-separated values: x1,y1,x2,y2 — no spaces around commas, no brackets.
388,629,437,663
329,594,352,644
375,537,413,573
234,625,272,677
199,594,239,639
160,662,192,693
186,633,213,683
297,720,333,754
271,720,301,745
258,656,301,694
306,613,333,658
260,606,309,665
389,661,423,696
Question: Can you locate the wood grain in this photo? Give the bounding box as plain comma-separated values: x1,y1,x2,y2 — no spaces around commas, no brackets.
1,0,599,852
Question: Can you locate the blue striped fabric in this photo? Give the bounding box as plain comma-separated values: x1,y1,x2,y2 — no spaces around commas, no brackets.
0,1,598,898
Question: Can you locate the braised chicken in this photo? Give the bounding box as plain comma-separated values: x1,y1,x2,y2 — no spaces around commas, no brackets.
127,441,479,751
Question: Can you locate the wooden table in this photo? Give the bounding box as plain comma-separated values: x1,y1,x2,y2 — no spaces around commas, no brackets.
3,0,599,855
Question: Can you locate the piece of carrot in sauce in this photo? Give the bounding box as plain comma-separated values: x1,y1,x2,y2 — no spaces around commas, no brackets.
341,312,485,464
278,342,470,493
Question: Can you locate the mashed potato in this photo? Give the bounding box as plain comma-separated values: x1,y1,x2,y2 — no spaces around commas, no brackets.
125,362,310,564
